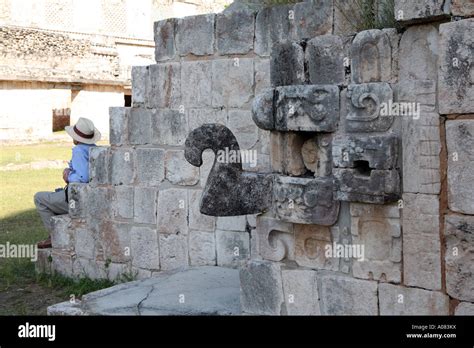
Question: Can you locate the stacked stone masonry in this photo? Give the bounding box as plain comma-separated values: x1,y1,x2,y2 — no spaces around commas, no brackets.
38,0,474,315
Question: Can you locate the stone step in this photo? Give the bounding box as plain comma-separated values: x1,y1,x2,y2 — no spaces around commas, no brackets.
47,266,241,315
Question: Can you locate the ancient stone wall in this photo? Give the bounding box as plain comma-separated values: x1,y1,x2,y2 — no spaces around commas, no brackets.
40,0,474,315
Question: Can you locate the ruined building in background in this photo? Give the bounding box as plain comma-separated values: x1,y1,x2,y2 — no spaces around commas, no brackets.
0,0,231,143
36,0,473,315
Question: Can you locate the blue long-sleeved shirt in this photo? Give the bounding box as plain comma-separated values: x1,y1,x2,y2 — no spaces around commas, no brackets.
68,144,96,183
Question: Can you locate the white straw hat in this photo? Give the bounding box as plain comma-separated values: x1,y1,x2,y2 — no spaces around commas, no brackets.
65,117,101,144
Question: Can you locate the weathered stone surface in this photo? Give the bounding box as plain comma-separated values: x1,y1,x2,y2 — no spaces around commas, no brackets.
282,269,320,315
455,302,474,316
181,61,212,108
351,29,391,83
301,134,332,177
51,249,74,278
216,230,250,268
379,283,449,315
165,150,199,186
446,120,474,214
292,0,333,40
394,0,450,24
131,66,149,107
74,225,96,259
51,215,74,250
156,188,188,236
252,88,275,131
185,124,272,216
134,187,157,224
188,190,216,232
227,110,259,150
351,203,401,283
135,148,165,186
319,275,378,315
255,58,271,95
294,224,339,271
111,186,133,220
333,0,364,35
255,5,292,56
451,0,474,16
86,187,111,223
439,19,474,114
109,107,129,146
342,83,394,132
100,222,131,263
444,215,474,302
128,108,152,145
216,9,255,55
159,233,188,271
270,41,305,87
274,176,340,226
257,216,294,262
402,193,441,290
400,25,439,82
130,226,160,270
187,109,226,132
176,14,214,56
47,301,86,316
89,146,109,185
68,183,88,218
212,58,254,108
35,249,52,275
306,35,344,85
154,18,176,61
152,109,188,146
240,260,284,315
270,132,306,176
110,148,134,185
216,216,247,232
189,230,216,266
148,63,181,109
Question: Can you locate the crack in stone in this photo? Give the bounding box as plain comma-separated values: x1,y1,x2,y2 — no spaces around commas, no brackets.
136,285,155,315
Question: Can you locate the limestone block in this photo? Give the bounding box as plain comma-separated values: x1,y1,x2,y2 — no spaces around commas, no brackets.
154,18,176,62
256,216,294,262
188,189,216,232
282,269,320,315
306,35,344,85
111,186,133,220
134,187,157,225
227,110,259,150
383,28,401,83
73,257,104,280
135,148,165,186
451,0,474,16
216,216,247,232
333,0,364,35
151,109,188,146
159,233,189,271
189,230,216,266
444,215,474,302
131,66,149,107
294,224,339,271
165,150,199,186
270,132,306,176
455,302,474,316
274,176,340,226
240,260,284,315
252,88,275,131
394,0,450,24
51,249,75,278
147,63,181,109
446,120,474,214
128,108,152,145
351,203,401,283
351,30,392,84
176,14,214,56
68,183,88,218
51,215,74,250
379,283,449,315
131,226,160,270
212,58,254,108
216,9,255,55
75,226,96,260
187,109,226,132
397,79,437,112
342,83,394,132
100,222,131,263
109,107,129,146
156,188,188,235
255,58,271,95
439,19,474,114
110,148,134,185
199,150,214,188
402,193,441,290
301,134,333,177
255,5,292,56
319,275,378,315
181,61,212,108
216,230,250,268
292,0,333,40
399,25,439,82
270,41,305,87
35,249,52,275
89,146,109,185
86,187,111,223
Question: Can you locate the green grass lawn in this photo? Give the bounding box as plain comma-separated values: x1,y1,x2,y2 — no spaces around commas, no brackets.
0,143,114,314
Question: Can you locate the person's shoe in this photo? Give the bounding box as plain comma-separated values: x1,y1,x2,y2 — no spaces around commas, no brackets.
37,236,52,249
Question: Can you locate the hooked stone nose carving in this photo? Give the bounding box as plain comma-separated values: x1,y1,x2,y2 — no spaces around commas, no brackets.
184,123,272,216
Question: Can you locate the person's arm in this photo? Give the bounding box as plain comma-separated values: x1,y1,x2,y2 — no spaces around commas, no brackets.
68,146,89,183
